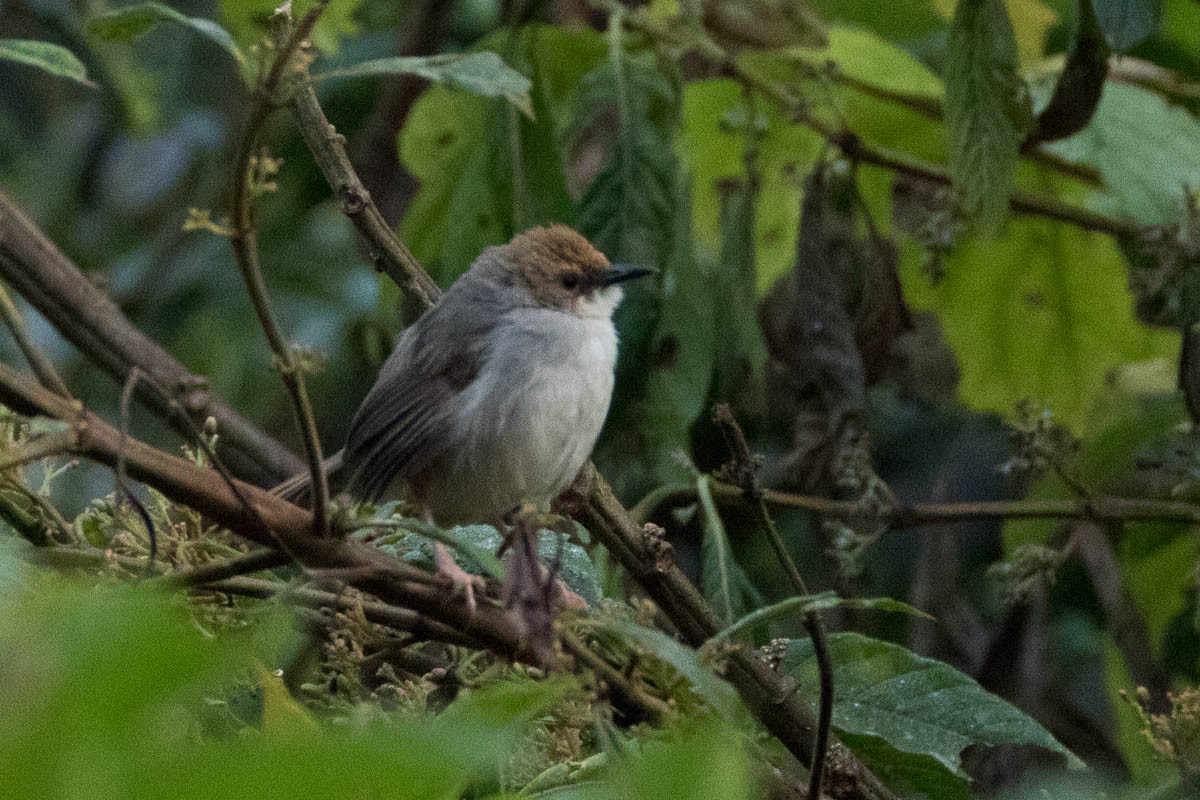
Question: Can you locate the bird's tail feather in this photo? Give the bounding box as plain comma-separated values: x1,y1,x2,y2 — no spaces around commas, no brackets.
271,450,347,507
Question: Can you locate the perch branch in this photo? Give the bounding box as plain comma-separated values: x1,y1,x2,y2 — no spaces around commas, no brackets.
28,545,475,649
0,362,543,666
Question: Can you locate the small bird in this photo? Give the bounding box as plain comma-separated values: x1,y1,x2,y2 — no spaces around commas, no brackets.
281,224,650,565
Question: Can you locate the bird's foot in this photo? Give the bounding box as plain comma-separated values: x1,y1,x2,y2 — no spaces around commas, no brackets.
434,542,484,617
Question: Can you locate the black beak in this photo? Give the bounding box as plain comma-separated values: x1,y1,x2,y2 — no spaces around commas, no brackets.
601,264,656,287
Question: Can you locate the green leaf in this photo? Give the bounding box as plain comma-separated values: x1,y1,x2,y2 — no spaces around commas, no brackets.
398,25,603,284
317,53,532,117
1044,81,1200,225
573,28,708,494
783,632,1084,780
637,177,717,486
87,2,244,66
898,187,1179,430
571,51,677,267
612,724,752,800
696,476,760,625
713,164,769,414
0,39,95,88
406,521,507,579
944,0,1032,225
218,0,361,55
1092,0,1164,51
709,592,931,645
600,620,743,721
837,733,975,800
781,26,944,100
0,578,567,799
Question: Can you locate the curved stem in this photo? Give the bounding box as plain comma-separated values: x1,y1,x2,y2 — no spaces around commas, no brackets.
228,3,331,537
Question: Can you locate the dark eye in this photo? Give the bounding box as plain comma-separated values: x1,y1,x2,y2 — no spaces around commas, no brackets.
562,274,580,290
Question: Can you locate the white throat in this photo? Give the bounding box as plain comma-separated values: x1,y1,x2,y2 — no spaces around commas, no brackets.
575,285,623,320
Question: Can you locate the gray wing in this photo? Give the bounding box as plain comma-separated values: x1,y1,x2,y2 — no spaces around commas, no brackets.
341,281,502,501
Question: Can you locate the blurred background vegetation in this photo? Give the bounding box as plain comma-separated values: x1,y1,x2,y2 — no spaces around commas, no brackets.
3,0,1200,797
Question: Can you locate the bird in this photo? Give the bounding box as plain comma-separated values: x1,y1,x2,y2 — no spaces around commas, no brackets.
279,224,651,599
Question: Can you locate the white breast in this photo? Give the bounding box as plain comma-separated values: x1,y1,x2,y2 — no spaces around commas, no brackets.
424,306,618,522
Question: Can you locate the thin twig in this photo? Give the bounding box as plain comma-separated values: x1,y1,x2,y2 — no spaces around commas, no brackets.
228,2,332,537
637,479,1200,529
560,627,670,724
713,404,833,800
158,548,292,589
832,73,1103,185
0,429,76,473
117,369,157,567
621,10,1146,240
204,575,476,648
0,281,71,398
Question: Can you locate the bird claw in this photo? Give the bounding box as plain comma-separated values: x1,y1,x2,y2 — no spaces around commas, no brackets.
434,542,483,617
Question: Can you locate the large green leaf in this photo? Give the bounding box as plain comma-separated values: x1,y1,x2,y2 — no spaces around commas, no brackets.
611,725,751,800
0,39,94,88
784,632,1083,780
316,53,532,117
570,50,677,267
898,186,1178,429
838,733,975,800
398,25,602,284
0,578,567,800
571,31,717,493
636,177,717,486
712,155,769,415
944,0,1033,225
87,2,244,66
1044,81,1200,225
514,723,751,800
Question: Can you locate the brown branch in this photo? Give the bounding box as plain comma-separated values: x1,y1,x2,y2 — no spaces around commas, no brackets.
833,73,1102,186
0,188,302,486
28,544,476,649
1072,521,1170,713
273,12,441,308
565,466,898,800
0,362,544,666
228,4,331,536
202,575,477,649
632,479,1200,530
